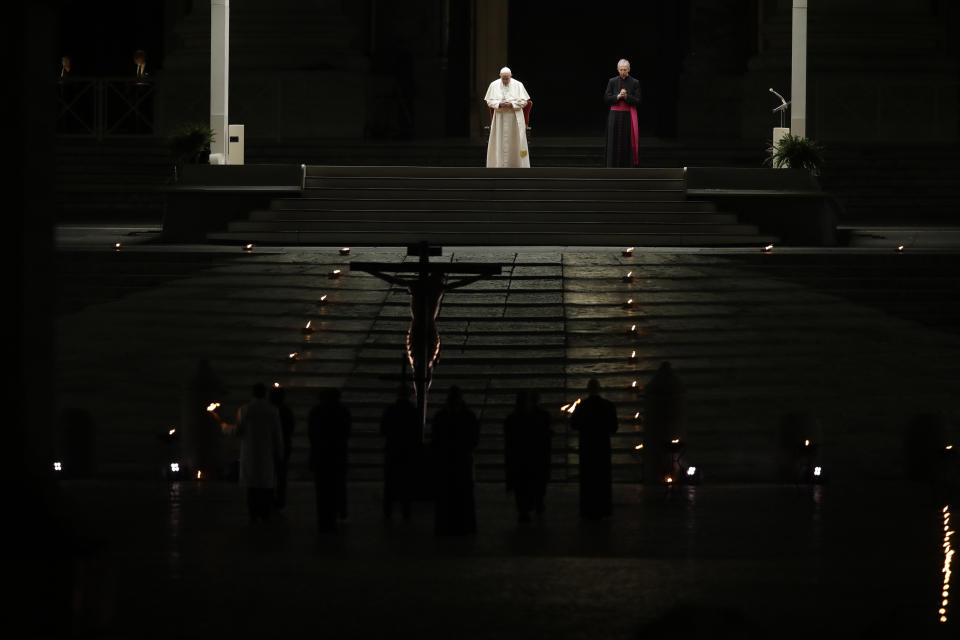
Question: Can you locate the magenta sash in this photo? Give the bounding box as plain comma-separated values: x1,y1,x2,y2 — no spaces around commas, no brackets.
610,102,638,166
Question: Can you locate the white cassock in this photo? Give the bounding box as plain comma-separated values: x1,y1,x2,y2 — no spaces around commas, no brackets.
484,78,531,168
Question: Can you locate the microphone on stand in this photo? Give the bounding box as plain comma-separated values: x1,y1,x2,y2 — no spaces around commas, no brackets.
769,88,789,112
769,88,790,128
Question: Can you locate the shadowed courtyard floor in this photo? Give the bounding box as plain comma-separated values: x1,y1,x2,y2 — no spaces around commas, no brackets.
37,224,959,637
33,478,956,638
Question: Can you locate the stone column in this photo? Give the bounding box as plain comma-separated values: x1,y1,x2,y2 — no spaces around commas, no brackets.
210,0,230,161
790,0,807,138
472,0,509,139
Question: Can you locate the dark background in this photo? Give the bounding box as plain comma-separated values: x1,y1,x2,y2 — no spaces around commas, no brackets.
58,1,166,76
508,1,690,137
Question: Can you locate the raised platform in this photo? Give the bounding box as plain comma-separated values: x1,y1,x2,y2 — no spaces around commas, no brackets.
163,164,809,247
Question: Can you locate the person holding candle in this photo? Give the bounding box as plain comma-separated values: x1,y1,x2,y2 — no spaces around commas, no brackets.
235,382,283,524
570,378,618,520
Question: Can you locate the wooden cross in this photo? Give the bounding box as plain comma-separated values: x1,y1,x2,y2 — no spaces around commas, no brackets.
350,243,501,439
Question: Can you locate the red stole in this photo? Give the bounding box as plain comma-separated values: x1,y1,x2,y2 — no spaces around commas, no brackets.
610,87,639,166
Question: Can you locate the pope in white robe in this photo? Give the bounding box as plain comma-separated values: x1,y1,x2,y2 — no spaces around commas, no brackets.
484,67,531,168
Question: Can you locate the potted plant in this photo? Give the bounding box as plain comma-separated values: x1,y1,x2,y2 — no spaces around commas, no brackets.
169,123,215,174
766,133,825,175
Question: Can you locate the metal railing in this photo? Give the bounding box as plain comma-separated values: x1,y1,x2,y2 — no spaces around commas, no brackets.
57,76,156,139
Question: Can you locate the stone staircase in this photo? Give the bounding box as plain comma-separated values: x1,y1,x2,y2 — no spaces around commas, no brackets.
208,166,774,247
54,241,960,485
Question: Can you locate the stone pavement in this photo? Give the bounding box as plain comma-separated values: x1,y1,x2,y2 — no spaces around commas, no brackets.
33,477,956,638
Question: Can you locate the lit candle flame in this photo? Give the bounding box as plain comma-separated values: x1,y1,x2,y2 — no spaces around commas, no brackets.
665,476,673,484
559,399,581,415
634,443,644,450
762,243,774,253
206,402,220,413
630,350,637,359
114,242,122,251
330,269,342,278
319,294,328,303
630,324,637,333
196,470,203,479
274,382,281,388
169,428,176,435
804,439,810,447
671,438,680,444
340,247,351,255
940,504,954,623
897,245,904,252
244,243,255,252
289,352,299,360
622,247,634,256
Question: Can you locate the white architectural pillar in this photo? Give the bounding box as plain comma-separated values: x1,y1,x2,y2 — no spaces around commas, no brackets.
791,0,807,138
210,0,230,162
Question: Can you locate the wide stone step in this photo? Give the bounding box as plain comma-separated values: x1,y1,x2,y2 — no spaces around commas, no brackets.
305,176,686,190
272,198,718,212
226,220,755,235
300,187,687,201
249,210,737,224
207,229,772,246
303,165,684,179
204,165,771,246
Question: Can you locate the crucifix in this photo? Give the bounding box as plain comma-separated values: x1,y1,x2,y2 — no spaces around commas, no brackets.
350,243,501,439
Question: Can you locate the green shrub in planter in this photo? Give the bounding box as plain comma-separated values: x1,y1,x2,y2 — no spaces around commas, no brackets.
169,123,215,166
765,133,825,175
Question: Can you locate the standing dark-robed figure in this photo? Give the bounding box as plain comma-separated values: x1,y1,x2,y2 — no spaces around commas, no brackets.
604,59,641,168
504,390,552,522
308,388,351,533
432,386,481,535
570,379,618,520
269,386,295,510
380,385,422,519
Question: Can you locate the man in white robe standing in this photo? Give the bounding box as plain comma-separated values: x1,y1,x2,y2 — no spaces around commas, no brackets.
236,382,283,523
484,67,531,168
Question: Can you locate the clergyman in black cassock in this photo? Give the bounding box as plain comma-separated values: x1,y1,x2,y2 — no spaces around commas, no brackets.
432,386,481,535
504,390,552,522
380,386,422,519
570,379,619,520
308,388,351,533
269,386,295,509
604,59,642,168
